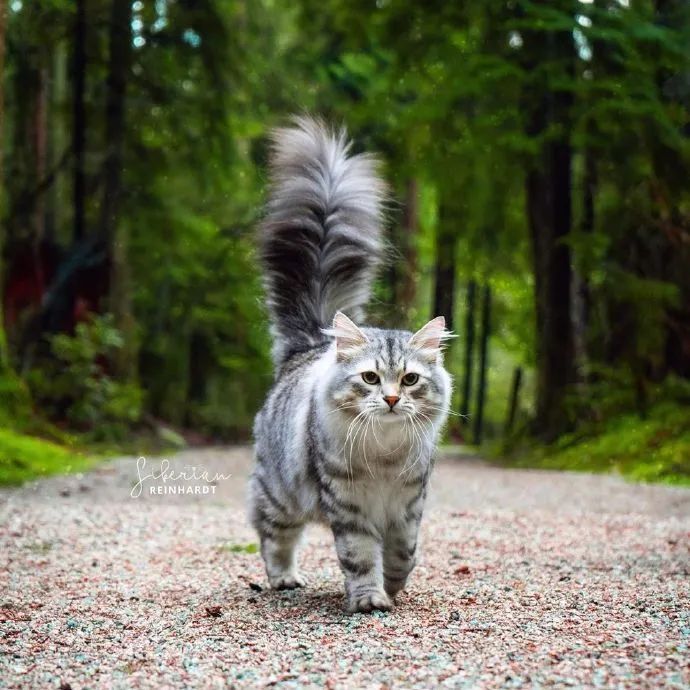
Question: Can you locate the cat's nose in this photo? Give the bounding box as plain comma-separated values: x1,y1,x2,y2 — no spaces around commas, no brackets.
383,395,400,409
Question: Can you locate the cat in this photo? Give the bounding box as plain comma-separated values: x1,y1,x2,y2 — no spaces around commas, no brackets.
248,116,452,613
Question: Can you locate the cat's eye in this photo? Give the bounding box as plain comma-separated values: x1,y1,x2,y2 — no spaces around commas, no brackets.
361,371,380,385
401,372,419,386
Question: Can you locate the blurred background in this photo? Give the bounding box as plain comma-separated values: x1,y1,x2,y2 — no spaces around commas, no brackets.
1,0,689,485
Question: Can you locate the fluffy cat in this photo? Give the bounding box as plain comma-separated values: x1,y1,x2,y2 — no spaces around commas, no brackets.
249,116,452,613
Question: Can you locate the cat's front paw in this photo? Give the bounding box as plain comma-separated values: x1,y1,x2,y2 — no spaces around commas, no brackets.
269,572,306,590
346,590,393,614
384,577,407,598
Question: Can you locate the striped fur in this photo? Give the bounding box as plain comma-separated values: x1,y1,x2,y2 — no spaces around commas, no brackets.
259,116,387,365
250,118,452,613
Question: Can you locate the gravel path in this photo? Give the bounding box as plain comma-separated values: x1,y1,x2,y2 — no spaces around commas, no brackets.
1,447,689,689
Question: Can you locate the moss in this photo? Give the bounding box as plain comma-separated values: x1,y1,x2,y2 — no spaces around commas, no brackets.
500,402,690,486
0,429,93,486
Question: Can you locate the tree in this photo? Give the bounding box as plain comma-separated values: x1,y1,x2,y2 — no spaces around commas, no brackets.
460,280,477,423
102,0,135,379
432,199,458,331
72,0,86,243
2,0,689,448
0,0,8,366
519,3,577,439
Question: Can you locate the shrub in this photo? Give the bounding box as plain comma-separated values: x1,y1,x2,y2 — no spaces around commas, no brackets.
28,314,143,441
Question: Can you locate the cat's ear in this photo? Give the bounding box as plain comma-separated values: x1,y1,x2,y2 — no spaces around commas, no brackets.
329,311,368,357
409,316,451,355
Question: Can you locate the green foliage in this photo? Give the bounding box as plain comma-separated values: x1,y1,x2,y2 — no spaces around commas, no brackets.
0,370,32,428
28,315,143,441
0,428,91,486
505,401,690,487
500,376,690,485
2,0,690,480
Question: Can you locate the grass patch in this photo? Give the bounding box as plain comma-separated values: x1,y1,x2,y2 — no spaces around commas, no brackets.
217,542,259,554
0,428,93,486
26,540,53,553
500,402,690,486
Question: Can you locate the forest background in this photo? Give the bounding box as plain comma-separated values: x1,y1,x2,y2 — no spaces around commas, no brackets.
1,0,689,485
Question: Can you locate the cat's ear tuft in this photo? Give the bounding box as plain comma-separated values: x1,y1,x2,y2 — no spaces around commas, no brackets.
326,311,368,357
409,316,453,354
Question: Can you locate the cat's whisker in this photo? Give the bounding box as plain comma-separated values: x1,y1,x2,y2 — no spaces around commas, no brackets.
398,415,422,478
423,405,467,419
345,410,365,466
341,410,364,451
402,415,429,479
411,415,427,456
345,422,359,483
370,414,383,447
350,412,371,479
414,412,437,442
385,427,410,455
349,412,367,477
343,410,367,483
360,415,376,479
328,402,360,415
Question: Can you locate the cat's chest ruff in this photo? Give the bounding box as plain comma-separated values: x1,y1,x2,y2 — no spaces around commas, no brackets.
344,475,422,527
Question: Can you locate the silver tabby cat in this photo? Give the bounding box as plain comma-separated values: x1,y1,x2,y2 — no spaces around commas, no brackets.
249,116,452,614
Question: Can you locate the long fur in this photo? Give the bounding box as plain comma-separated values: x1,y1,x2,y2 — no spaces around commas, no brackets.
259,116,387,364
249,117,452,614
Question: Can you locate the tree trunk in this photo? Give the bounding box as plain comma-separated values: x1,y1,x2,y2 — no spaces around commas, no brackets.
0,0,5,209
571,149,596,381
460,280,476,424
524,29,576,440
31,67,48,241
526,148,575,438
0,0,8,365
102,0,131,245
652,0,690,381
45,44,68,244
103,0,135,379
473,285,491,445
72,0,87,243
432,201,457,330
504,366,523,438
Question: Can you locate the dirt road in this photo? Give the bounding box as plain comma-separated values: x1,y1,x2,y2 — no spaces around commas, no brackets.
1,448,688,688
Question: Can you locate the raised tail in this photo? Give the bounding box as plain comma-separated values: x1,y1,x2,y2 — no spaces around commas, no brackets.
259,116,387,364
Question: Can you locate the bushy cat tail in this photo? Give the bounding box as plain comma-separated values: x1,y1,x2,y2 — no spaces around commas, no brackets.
259,116,387,364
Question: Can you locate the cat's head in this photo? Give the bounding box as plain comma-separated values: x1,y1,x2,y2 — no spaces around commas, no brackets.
323,312,453,425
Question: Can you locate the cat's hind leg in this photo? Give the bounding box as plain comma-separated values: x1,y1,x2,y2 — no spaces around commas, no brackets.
249,471,305,590
259,524,305,589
